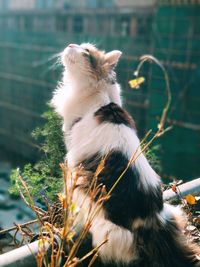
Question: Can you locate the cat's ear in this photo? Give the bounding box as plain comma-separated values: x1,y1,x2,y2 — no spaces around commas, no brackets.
104,50,122,68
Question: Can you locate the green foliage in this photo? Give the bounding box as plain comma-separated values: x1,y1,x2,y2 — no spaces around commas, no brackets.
10,107,65,202
146,144,162,174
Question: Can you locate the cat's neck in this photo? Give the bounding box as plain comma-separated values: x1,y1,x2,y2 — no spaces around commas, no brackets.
61,78,122,131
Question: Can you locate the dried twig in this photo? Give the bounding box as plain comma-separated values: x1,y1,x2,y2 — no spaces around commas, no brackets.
108,55,172,196
0,219,38,236
134,54,172,136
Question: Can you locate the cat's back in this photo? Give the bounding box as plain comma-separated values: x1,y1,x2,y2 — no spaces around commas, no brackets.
67,102,139,169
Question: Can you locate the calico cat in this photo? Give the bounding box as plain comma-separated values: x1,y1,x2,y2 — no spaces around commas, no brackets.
51,43,200,267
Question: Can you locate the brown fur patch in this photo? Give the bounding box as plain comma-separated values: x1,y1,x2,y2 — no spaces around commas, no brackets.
81,43,112,80
94,102,136,129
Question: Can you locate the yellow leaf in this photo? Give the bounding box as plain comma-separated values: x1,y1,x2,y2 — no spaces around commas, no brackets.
67,230,76,241
171,184,177,193
129,77,145,89
71,202,77,212
185,194,196,205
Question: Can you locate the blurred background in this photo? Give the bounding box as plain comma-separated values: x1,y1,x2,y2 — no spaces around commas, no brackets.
0,0,199,231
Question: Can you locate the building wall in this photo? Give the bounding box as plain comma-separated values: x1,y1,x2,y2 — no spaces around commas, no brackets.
71,0,87,8
0,0,156,10
0,0,66,10
9,0,35,9
55,0,65,8
61,0,115,8
35,0,64,9
0,0,10,9
0,10,152,37
115,0,156,7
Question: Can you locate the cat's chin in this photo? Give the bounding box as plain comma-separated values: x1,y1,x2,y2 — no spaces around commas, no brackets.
62,55,76,67
61,47,77,66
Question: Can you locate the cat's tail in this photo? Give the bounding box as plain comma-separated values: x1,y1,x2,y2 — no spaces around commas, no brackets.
133,204,200,267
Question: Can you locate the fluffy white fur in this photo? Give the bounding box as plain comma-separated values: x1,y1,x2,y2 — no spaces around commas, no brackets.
52,83,121,133
67,117,160,190
51,43,187,265
67,173,136,264
52,43,159,190
52,43,122,133
91,214,135,264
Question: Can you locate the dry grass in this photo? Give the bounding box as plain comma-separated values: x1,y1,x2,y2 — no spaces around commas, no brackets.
13,160,110,266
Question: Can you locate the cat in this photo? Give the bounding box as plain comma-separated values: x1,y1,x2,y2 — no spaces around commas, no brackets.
51,43,200,267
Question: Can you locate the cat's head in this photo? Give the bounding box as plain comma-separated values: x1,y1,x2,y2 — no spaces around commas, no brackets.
61,43,122,84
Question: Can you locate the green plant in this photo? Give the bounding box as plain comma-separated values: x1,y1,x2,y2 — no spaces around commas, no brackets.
10,107,65,202
146,144,162,174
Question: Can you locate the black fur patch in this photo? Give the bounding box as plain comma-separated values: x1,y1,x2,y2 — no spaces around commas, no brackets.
94,103,136,129
73,151,200,267
83,51,98,70
89,54,98,69
79,151,163,230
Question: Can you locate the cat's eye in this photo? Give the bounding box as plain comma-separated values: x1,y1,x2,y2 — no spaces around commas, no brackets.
82,48,90,57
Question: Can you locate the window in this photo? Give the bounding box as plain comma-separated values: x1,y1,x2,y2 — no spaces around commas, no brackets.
56,16,68,32
73,16,83,34
47,0,53,8
36,0,44,8
23,17,33,30
120,17,130,37
137,17,152,41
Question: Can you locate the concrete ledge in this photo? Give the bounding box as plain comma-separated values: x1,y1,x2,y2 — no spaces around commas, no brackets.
164,178,200,201
0,240,49,267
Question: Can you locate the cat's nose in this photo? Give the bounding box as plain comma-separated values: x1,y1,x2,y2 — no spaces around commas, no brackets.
68,44,78,48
